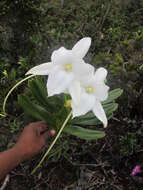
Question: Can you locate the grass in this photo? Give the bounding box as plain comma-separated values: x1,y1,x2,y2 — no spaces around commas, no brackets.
0,0,143,189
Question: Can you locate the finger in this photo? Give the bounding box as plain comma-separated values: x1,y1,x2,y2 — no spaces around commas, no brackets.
39,124,47,132
35,122,48,134
42,131,51,141
29,121,46,127
40,128,49,135
29,121,47,131
35,121,47,129
35,121,46,125
42,129,56,141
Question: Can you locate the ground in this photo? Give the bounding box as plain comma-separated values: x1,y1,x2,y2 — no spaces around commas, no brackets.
0,0,143,189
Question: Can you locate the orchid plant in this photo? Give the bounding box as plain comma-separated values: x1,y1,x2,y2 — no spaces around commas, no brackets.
1,37,123,173
26,38,108,127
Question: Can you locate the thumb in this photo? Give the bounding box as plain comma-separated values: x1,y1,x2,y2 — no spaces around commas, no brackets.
42,129,56,141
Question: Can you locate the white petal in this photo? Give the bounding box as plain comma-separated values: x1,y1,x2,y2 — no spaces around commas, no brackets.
47,67,74,96
73,62,95,80
51,47,73,65
94,83,109,101
72,91,95,118
68,81,81,105
92,100,107,127
26,62,53,75
72,37,91,58
93,67,109,101
94,67,108,82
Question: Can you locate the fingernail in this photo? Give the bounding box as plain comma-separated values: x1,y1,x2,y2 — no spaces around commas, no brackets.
50,129,56,136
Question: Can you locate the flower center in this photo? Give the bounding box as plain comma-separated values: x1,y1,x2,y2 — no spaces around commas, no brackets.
64,64,72,72
64,100,71,108
85,86,94,94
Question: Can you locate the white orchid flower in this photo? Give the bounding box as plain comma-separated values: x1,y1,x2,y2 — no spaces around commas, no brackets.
71,67,109,128
26,37,92,98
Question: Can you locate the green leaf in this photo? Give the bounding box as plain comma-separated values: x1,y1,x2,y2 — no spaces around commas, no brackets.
74,118,101,126
64,125,105,140
29,78,65,114
18,94,54,126
29,78,53,112
9,68,16,80
103,88,123,104
104,102,118,116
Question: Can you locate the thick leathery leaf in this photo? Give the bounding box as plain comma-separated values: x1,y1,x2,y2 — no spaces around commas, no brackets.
29,79,53,112
18,94,54,126
64,125,105,140
103,88,123,104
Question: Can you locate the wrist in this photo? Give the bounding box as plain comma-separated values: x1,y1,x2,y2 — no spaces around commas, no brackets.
11,145,26,162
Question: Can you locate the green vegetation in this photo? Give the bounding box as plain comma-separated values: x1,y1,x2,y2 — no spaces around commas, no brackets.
0,0,143,189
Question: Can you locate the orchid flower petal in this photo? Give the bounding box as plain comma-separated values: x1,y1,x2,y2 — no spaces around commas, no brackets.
73,62,95,80
94,67,108,82
47,67,74,96
92,100,107,127
69,81,81,105
26,62,53,75
72,92,95,118
94,83,109,101
51,47,73,65
72,37,91,58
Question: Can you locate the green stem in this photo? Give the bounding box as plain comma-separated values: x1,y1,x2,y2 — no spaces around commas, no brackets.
2,75,34,115
31,110,72,174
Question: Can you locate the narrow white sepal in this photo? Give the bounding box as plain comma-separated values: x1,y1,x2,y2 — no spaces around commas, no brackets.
93,100,108,128
72,37,91,58
26,62,53,76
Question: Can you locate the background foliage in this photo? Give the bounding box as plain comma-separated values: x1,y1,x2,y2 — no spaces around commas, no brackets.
0,0,143,189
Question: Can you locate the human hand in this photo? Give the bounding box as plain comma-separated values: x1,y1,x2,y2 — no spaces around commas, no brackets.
13,121,55,161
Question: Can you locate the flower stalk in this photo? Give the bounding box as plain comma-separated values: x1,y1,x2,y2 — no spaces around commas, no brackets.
2,75,34,116
31,110,72,174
